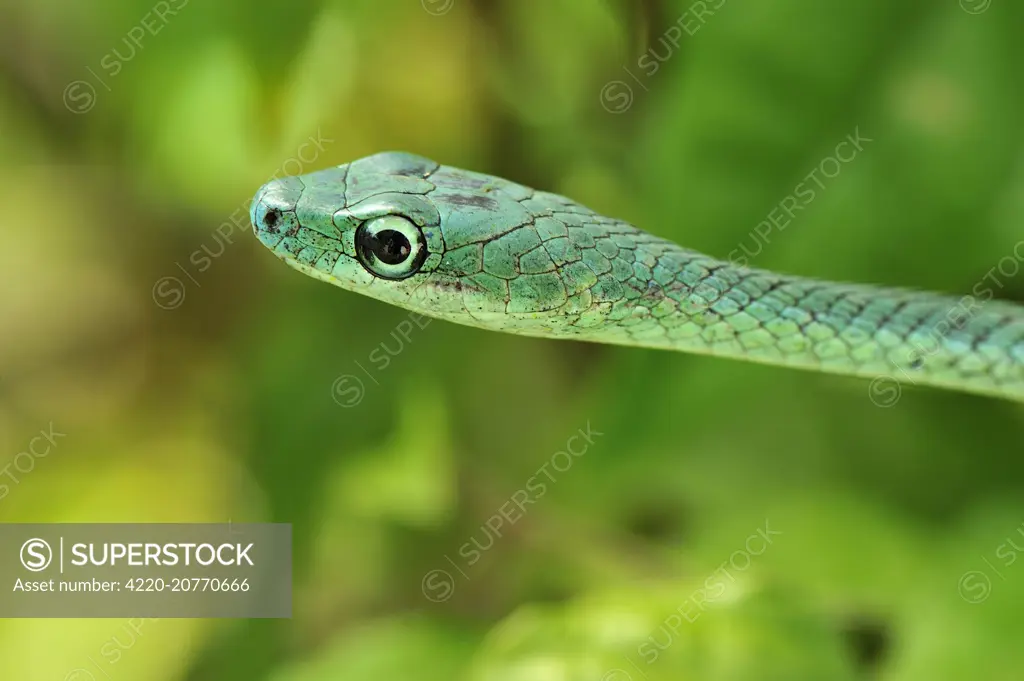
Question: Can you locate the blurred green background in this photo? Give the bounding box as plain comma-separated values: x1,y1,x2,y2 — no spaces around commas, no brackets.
3,0,1024,679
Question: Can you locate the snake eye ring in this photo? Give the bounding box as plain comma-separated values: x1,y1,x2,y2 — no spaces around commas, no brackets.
355,215,428,280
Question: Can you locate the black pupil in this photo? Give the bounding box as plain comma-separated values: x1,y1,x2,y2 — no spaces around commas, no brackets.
373,229,412,265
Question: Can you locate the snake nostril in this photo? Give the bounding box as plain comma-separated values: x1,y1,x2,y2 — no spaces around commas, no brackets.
264,208,281,231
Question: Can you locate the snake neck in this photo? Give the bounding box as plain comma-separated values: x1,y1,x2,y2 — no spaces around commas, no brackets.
547,235,1024,401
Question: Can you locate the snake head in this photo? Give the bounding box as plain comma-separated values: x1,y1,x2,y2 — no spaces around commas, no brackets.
250,151,591,331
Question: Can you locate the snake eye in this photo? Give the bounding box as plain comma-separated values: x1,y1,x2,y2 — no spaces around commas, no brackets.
355,215,428,280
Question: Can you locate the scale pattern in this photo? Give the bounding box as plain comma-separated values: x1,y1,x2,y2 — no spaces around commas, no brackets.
251,152,1024,402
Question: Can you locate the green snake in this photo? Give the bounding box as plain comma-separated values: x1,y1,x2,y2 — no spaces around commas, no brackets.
250,151,1024,403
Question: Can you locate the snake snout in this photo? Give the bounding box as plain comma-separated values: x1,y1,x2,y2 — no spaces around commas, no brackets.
250,179,302,250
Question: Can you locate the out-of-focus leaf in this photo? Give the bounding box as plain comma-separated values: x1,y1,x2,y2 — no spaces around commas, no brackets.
338,384,455,525
488,0,625,128
141,40,261,209
468,583,857,681
270,615,478,681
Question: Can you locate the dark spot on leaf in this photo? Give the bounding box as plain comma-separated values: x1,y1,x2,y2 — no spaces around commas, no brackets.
840,615,891,672
530,577,576,605
626,500,690,543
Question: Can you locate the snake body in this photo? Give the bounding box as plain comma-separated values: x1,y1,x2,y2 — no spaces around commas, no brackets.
250,151,1024,402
